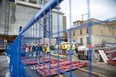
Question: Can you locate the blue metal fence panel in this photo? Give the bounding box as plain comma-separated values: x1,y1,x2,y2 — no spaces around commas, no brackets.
20,0,63,35
6,0,96,77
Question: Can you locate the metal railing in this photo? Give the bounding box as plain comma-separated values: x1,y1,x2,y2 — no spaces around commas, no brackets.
7,0,93,77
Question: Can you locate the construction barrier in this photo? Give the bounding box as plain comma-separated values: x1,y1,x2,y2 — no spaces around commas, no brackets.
6,0,95,77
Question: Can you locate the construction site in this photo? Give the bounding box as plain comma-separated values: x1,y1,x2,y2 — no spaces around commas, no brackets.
0,0,116,77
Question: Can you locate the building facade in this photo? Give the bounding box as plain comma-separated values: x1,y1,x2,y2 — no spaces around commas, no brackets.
68,18,116,47
0,0,65,38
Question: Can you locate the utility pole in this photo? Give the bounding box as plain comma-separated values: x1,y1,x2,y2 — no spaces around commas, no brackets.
82,13,88,25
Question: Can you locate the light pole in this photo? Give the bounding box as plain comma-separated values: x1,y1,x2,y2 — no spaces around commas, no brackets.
82,13,88,25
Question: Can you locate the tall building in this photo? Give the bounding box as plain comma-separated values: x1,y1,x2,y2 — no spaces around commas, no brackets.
0,0,65,38
67,18,116,47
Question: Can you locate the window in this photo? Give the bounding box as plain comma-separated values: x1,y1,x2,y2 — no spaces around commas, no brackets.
73,31,75,36
86,37,89,45
39,0,42,4
86,28,88,33
101,30,103,34
29,0,37,4
80,29,82,35
80,38,83,44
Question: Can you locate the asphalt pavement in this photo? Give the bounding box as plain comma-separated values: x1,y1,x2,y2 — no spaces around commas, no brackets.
0,55,9,77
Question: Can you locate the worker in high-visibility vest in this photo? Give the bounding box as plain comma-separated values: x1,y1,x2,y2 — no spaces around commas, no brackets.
66,43,70,55
72,44,76,55
25,45,29,56
46,44,50,55
62,44,67,55
67,43,70,51
55,44,58,50
72,44,76,50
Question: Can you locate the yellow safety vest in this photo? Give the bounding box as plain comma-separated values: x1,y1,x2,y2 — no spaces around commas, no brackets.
67,44,70,50
65,44,67,50
46,46,50,52
72,44,76,50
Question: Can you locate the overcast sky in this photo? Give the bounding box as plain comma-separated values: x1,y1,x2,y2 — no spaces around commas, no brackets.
60,0,116,28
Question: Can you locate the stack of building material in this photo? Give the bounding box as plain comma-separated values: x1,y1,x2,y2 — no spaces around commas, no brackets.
98,50,109,63
21,57,88,76
40,57,56,63
103,48,116,65
107,59,116,65
22,59,38,66
22,57,57,66
35,59,88,76
52,54,68,58
107,57,116,66
104,48,116,59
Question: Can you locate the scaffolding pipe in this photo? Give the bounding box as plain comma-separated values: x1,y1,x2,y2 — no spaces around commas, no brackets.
19,0,63,35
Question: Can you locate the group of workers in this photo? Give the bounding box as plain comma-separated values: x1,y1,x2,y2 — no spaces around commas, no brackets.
22,42,78,57
22,43,50,57
59,43,78,55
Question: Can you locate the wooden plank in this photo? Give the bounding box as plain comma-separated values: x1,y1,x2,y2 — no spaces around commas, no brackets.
78,68,106,77
52,74,64,77
59,74,64,77
98,50,109,63
52,54,68,58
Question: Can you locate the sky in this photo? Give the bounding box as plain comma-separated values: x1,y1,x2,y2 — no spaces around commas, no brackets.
60,0,116,28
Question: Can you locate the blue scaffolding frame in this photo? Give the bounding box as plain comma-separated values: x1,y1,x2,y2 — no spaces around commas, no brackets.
6,0,94,77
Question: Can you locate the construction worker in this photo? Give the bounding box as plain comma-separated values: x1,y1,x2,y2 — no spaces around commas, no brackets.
67,43,70,55
72,44,76,55
62,44,66,55
38,44,42,57
46,44,50,55
25,45,29,56
66,43,70,50
35,44,38,58
60,44,62,50
65,43,68,55
55,44,58,50
42,44,46,57
32,44,36,58
75,43,79,54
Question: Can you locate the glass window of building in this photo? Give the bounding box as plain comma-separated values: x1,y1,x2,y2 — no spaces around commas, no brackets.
29,0,37,4
86,28,88,33
80,38,83,44
86,37,89,45
73,31,75,36
80,29,82,35
39,0,42,4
